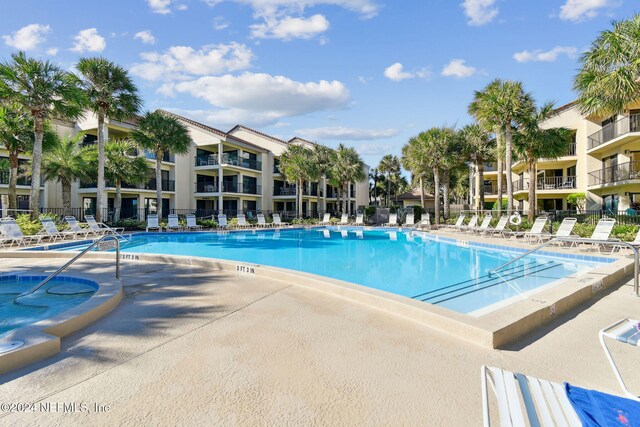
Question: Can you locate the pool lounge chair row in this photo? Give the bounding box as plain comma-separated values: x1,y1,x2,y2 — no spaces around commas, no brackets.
146,213,290,232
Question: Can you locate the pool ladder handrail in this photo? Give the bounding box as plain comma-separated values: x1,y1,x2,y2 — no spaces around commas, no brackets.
17,234,121,299
488,236,639,297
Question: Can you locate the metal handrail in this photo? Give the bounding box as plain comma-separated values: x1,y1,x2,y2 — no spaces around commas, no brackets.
489,236,639,296
17,234,121,298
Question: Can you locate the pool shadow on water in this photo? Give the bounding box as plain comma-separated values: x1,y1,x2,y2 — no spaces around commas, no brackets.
0,259,239,382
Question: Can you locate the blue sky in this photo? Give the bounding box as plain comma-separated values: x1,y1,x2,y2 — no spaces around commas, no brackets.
1,0,638,167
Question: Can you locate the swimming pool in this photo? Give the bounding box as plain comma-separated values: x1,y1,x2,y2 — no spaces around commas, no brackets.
54,228,612,314
0,274,98,335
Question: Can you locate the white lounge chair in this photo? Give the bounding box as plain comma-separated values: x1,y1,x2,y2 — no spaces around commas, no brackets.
320,213,332,225
485,216,509,236
482,366,581,426
339,213,349,225
509,216,547,242
65,216,99,238
217,214,228,229
185,214,202,231
458,215,478,232
599,318,640,400
472,214,492,234
444,213,466,230
236,214,250,228
272,213,285,228
38,218,77,241
354,213,364,226
578,218,617,252
386,213,398,227
166,214,182,231
612,228,640,253
146,214,162,232
547,217,577,245
0,218,44,246
256,213,268,228
404,213,415,227
84,215,124,236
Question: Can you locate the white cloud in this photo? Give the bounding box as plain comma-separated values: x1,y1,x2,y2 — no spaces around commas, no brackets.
130,43,253,81
71,28,106,53
441,59,476,78
251,14,330,39
383,63,430,82
46,47,58,56
559,0,616,21
355,142,393,155
235,0,379,19
159,72,350,127
147,0,172,14
134,30,156,45
2,24,50,50
213,16,230,30
513,46,578,63
358,76,372,84
461,0,498,26
296,126,398,141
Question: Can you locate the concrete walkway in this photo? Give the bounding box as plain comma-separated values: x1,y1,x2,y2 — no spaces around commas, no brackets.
0,257,638,425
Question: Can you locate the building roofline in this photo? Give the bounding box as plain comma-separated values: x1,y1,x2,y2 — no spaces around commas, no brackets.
554,101,576,114
228,125,290,146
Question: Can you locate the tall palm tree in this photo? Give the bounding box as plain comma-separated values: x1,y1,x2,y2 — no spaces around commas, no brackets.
514,102,572,220
460,124,494,210
401,137,430,209
378,154,400,207
0,103,34,210
0,52,86,218
77,57,142,222
411,128,450,224
310,144,336,215
86,139,150,222
469,79,534,215
331,144,365,214
132,111,192,219
279,144,317,218
574,14,640,116
368,168,383,204
41,134,90,214
439,127,460,220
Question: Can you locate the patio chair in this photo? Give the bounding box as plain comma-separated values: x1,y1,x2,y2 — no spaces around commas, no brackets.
505,216,547,242
146,214,162,232
547,217,578,246
166,214,182,232
472,214,492,234
481,365,640,426
577,218,617,252
485,216,509,236
217,214,228,229
0,219,27,247
185,214,202,231
256,213,269,228
65,216,99,238
339,213,349,225
84,215,124,236
612,228,640,254
386,213,398,227
354,213,364,226
320,213,332,225
443,213,465,230
236,213,250,228
458,215,478,232
600,318,640,400
0,218,44,246
404,213,415,227
272,213,285,228
38,218,78,241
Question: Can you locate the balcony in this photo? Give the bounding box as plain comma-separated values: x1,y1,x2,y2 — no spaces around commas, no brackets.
196,182,217,193
80,178,175,191
273,164,280,174
0,170,32,186
221,153,262,171
514,176,576,192
144,151,175,163
483,182,506,195
273,186,318,197
588,114,640,151
196,182,261,194
195,154,219,167
588,161,640,187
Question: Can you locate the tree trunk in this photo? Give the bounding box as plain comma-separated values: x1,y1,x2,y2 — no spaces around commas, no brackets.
528,157,536,221
433,167,440,225
114,178,122,222
478,161,485,211
30,116,44,220
156,148,163,219
420,176,425,209
505,124,514,215
61,178,72,214
8,152,18,210
96,108,106,222
495,130,503,217
387,173,391,207
443,171,450,220
297,179,303,218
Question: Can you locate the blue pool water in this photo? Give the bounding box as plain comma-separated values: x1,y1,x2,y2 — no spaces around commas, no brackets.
56,229,611,314
0,275,97,335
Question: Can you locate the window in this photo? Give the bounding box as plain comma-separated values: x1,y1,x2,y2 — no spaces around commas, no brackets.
603,194,619,213
629,194,640,211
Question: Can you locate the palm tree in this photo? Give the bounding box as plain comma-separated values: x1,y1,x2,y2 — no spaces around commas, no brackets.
514,102,573,220
132,111,192,219
279,144,317,218
331,144,365,214
310,145,336,215
460,124,494,210
0,103,34,210
439,127,460,220
401,137,430,209
368,168,383,204
77,57,142,222
85,139,150,222
411,128,450,224
41,134,90,214
574,14,640,116
378,154,400,207
0,52,86,218
469,79,534,215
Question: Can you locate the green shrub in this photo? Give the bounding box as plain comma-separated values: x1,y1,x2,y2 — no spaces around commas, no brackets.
197,219,218,228
412,205,423,221
16,214,43,235
572,222,596,238
364,206,376,218
492,198,508,211
228,218,239,227
113,219,148,230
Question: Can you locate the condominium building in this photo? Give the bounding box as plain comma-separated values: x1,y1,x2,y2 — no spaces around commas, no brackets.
470,101,640,212
0,110,370,219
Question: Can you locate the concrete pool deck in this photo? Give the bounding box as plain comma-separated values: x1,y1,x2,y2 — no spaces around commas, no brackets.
0,256,638,425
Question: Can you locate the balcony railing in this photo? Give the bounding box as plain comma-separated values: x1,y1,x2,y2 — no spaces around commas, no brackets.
242,184,261,195
0,170,32,186
514,176,576,191
273,164,280,174
196,182,217,193
483,182,506,195
588,114,640,150
273,186,318,196
195,155,219,167
80,178,175,191
221,153,262,171
195,182,261,194
588,161,640,186
144,151,175,163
